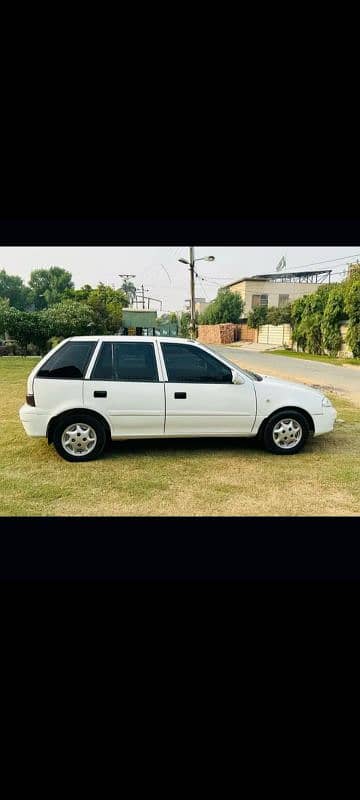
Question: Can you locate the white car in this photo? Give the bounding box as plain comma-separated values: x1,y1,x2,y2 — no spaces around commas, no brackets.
19,336,337,462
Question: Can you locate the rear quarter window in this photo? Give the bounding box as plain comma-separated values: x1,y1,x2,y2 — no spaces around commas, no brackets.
37,341,97,379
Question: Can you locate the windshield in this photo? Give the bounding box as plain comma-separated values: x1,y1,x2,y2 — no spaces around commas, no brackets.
198,344,263,381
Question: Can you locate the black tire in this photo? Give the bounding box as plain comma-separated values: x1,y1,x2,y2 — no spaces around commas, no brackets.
52,413,107,462
262,410,309,455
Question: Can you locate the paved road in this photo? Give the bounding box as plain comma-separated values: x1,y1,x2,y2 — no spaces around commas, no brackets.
211,346,360,406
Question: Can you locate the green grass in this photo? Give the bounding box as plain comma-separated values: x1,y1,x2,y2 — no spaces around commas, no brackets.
1,356,360,516
263,350,360,366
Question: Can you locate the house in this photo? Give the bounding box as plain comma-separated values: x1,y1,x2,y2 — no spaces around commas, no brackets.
222,270,332,317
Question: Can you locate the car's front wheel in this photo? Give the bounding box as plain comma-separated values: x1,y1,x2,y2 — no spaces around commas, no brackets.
262,410,309,455
52,413,107,462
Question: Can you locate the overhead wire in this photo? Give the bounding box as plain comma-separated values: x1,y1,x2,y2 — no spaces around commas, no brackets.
288,253,360,270
194,268,210,301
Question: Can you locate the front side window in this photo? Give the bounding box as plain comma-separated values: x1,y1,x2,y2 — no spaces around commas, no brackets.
37,341,96,379
161,343,232,383
91,342,158,382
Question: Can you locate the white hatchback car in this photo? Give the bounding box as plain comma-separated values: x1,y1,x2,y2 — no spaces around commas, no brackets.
19,336,337,462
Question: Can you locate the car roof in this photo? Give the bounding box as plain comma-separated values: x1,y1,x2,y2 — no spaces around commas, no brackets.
68,335,197,344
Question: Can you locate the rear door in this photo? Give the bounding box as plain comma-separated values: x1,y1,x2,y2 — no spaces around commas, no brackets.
83,340,165,437
160,342,256,436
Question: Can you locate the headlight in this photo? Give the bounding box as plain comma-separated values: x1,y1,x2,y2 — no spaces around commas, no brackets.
322,396,332,408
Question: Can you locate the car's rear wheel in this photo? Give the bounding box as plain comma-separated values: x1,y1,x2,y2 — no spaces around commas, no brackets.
262,411,309,455
53,413,107,462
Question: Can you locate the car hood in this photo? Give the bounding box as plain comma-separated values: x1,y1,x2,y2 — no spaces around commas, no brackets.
252,373,328,417
256,373,324,398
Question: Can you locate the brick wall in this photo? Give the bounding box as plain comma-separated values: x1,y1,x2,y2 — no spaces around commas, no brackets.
197,323,257,344
197,324,235,344
234,323,256,342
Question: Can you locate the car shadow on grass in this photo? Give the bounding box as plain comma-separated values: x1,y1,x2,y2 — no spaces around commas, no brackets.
101,432,339,461
103,436,277,460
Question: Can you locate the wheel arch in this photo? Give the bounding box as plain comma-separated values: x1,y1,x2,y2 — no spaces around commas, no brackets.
47,408,112,444
256,406,315,440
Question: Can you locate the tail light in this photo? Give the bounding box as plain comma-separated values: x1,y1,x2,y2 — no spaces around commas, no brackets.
26,394,35,407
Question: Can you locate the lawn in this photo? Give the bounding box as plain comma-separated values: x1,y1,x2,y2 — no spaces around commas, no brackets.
263,350,360,367
1,356,360,516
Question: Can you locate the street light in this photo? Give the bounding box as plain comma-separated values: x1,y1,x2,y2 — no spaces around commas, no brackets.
178,249,215,338
179,256,215,265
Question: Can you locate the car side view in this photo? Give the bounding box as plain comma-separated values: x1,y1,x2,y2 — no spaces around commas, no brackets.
19,336,337,462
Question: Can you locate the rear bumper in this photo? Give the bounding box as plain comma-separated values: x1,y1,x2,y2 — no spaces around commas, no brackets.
19,404,48,437
313,407,337,436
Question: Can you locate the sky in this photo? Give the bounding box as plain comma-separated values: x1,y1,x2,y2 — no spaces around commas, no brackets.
0,246,359,313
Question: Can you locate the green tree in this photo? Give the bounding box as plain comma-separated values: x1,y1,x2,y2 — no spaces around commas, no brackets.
179,311,199,338
347,262,360,280
71,284,92,303
266,304,292,326
156,314,169,326
121,280,137,305
73,284,128,334
291,296,308,351
0,269,33,310
2,307,53,355
157,312,178,326
247,305,268,329
29,267,74,310
344,267,360,357
2,308,36,354
199,289,244,325
31,312,53,354
291,288,330,354
42,300,95,339
0,297,10,337
321,285,346,356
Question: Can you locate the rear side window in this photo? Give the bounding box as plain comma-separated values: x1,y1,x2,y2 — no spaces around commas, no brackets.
91,342,158,382
37,341,97,379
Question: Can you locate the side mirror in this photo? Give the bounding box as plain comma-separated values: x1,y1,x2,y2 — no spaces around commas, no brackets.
232,369,243,385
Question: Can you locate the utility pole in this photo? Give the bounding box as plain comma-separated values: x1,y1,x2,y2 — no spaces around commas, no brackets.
178,250,215,340
141,284,145,309
189,247,196,339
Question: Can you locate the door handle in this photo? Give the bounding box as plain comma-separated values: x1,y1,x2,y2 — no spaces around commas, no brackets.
174,392,187,399
94,390,107,398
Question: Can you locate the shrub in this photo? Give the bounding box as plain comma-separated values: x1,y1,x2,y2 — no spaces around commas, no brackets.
247,305,268,329
291,288,330,354
321,285,346,356
199,289,244,325
344,269,360,357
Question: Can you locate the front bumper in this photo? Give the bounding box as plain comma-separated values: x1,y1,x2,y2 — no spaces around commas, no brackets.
19,404,48,437
313,406,337,436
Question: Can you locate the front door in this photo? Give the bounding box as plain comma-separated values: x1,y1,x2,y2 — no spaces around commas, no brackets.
84,341,165,437
160,342,256,436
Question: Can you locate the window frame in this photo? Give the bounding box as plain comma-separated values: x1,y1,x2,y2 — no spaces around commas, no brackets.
36,340,97,380
159,341,234,385
89,340,160,383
